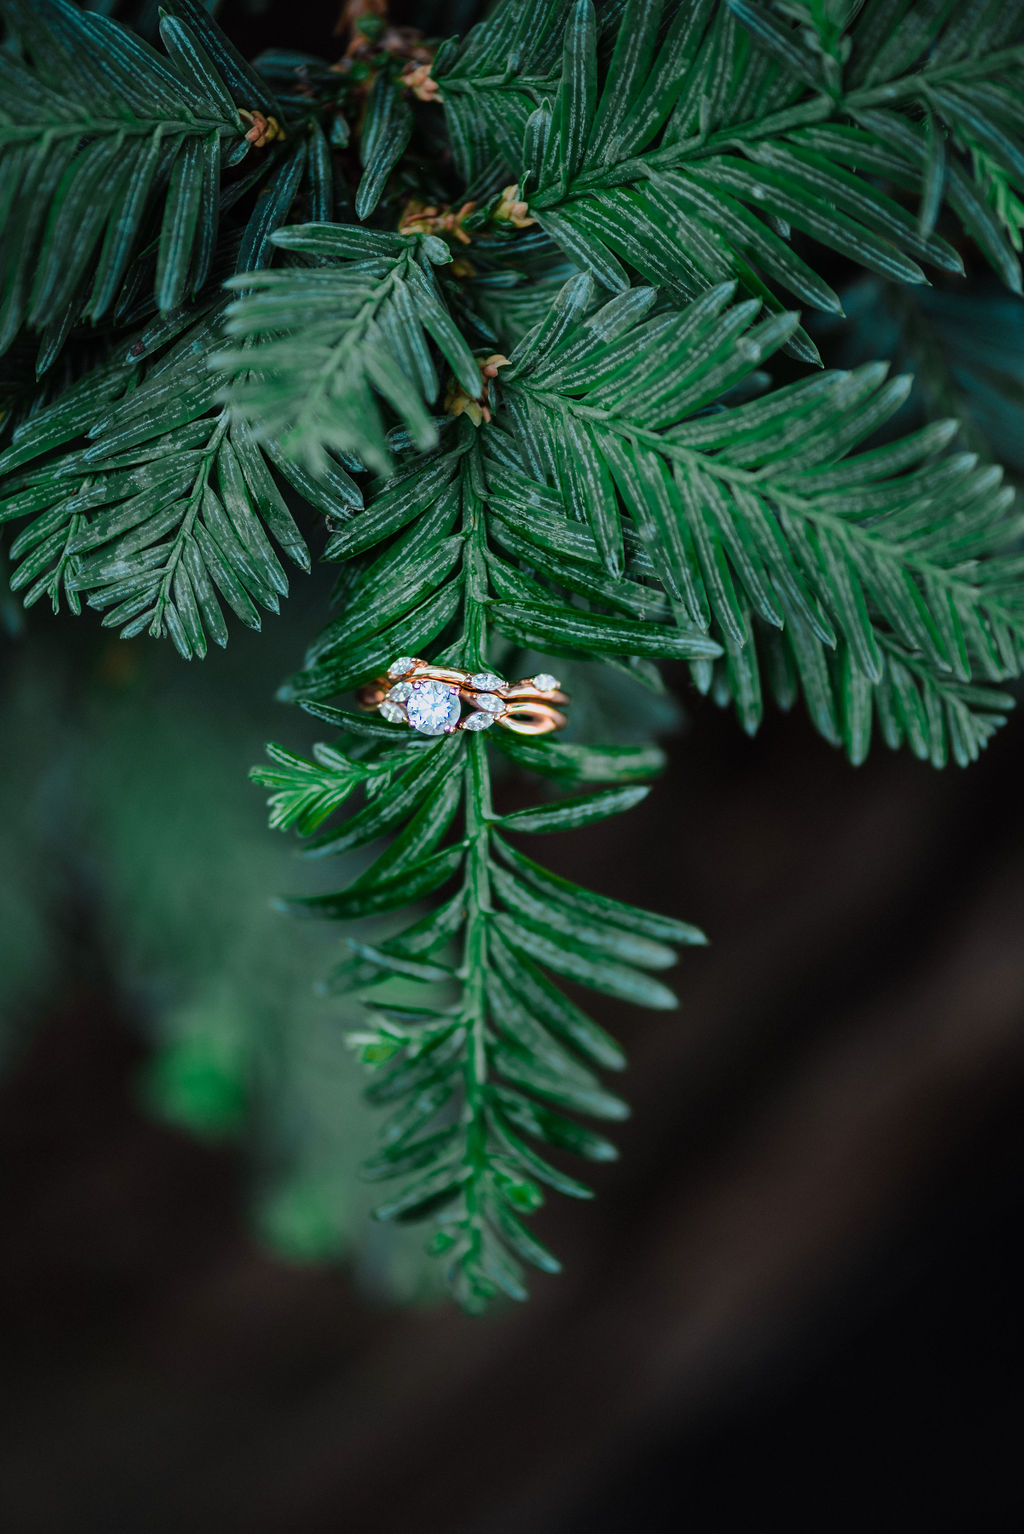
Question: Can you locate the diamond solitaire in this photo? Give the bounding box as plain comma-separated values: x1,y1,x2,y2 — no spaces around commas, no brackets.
405,679,461,735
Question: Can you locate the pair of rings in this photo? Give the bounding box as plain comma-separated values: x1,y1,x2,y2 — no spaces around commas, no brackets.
357,656,569,736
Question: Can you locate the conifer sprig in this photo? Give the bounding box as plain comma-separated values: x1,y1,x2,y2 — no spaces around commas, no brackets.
223,245,1020,764
492,272,1022,760
0,0,327,368
436,0,1024,361
0,304,363,654
0,0,249,344
254,434,709,1307
214,224,483,475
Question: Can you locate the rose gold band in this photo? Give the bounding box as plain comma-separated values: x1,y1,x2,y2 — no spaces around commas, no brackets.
357,657,569,737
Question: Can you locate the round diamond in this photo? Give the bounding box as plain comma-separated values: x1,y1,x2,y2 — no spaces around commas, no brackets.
468,671,506,692
475,692,506,714
387,681,413,702
379,700,407,724
387,655,418,678
531,672,560,692
462,711,497,731
406,680,461,735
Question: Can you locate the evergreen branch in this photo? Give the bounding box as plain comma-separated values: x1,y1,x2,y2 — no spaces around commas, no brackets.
254,434,708,1307
706,620,1013,767
446,0,1024,345
214,223,483,475
494,272,1021,750
0,306,361,654
0,0,263,343
431,0,573,188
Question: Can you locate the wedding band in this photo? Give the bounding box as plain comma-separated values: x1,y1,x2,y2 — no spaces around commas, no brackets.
357,656,569,737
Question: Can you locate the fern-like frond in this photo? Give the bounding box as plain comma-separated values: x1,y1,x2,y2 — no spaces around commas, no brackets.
254,435,709,1308
444,0,1024,360
9,0,1024,1312
706,619,1013,765
0,307,361,655
493,273,1021,750
257,726,693,1309
430,0,573,190
0,0,260,344
279,415,718,707
215,224,483,475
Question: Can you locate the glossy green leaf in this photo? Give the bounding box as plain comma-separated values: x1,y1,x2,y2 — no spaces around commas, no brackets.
497,783,650,833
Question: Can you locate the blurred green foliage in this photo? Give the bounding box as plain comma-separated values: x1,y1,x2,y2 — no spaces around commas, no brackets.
0,613,440,1302
816,277,1024,476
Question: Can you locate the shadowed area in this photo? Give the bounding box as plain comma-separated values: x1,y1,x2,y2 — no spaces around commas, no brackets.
0,609,1021,1534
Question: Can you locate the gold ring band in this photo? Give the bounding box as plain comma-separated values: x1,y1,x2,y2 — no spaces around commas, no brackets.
357,657,569,737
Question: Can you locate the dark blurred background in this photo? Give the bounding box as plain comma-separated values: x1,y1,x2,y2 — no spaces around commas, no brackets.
2,1,1023,1531
2,584,1022,1534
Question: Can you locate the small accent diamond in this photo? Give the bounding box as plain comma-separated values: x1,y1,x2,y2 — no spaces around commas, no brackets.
387,655,418,678
531,672,560,692
475,692,506,714
406,680,461,735
387,681,413,702
468,671,506,692
379,700,407,724
462,711,497,731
